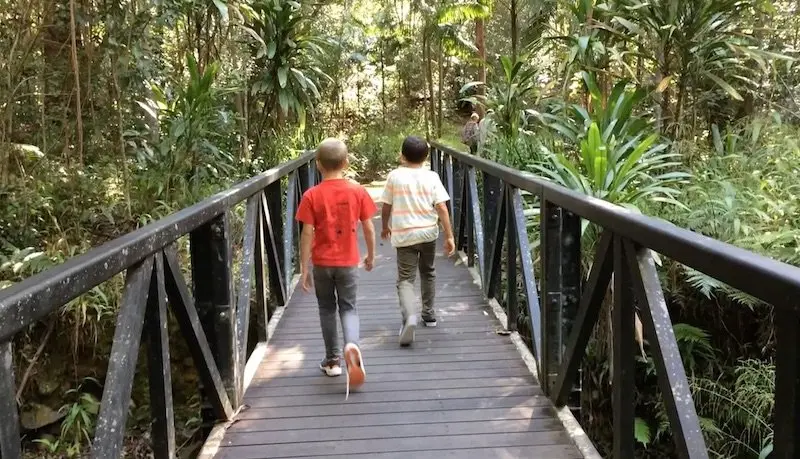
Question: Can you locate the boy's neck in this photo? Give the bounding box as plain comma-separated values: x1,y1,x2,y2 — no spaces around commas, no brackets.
403,162,424,169
321,170,345,180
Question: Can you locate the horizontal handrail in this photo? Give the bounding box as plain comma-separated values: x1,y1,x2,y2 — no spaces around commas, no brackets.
431,141,800,311
0,151,315,343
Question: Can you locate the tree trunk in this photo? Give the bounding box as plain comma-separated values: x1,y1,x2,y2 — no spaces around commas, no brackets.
381,40,387,125
510,0,518,61
422,32,430,139
68,0,84,166
437,38,444,138
476,18,487,117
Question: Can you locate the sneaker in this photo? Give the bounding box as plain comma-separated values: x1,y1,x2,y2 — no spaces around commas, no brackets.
422,316,438,327
399,315,417,347
319,357,342,377
344,343,365,399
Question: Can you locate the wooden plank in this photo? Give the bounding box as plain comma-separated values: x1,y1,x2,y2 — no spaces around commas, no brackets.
245,386,542,408
265,336,517,349
273,325,500,337
223,419,565,446
225,405,557,431
278,445,583,459
214,431,573,458
245,377,536,397
269,328,503,340
251,367,533,387
254,358,526,379
236,395,550,420
258,351,527,370
261,344,516,360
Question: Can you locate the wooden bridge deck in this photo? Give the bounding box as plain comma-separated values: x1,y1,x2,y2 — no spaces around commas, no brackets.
207,233,585,458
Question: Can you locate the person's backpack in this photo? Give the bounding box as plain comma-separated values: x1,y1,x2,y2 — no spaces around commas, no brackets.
461,122,478,146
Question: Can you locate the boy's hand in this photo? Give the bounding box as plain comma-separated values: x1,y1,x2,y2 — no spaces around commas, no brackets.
364,255,375,272
444,237,456,257
381,228,391,240
300,270,313,292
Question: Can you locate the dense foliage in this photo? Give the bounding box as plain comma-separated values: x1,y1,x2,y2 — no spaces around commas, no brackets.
1,0,799,457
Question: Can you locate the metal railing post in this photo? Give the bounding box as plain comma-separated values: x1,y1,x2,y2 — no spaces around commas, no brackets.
190,212,237,425
541,200,581,403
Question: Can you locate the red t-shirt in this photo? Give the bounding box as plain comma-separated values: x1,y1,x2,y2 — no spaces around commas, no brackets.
295,179,377,267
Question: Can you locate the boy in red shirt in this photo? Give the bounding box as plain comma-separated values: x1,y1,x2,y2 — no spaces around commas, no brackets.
296,138,377,394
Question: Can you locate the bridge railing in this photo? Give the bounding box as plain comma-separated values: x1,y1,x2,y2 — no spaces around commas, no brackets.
431,141,800,459
0,151,317,458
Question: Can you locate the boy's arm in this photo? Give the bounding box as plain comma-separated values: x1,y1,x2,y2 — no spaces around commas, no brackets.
299,224,314,291
435,202,455,256
361,218,376,271
381,203,392,240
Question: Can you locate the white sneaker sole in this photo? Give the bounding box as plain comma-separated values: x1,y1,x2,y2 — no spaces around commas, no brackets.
320,365,342,377
344,344,365,387
399,318,417,346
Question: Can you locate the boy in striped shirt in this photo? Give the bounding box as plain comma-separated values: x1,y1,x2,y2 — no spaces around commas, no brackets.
379,136,455,346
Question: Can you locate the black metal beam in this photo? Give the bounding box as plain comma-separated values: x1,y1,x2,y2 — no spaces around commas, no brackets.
772,309,800,459
262,190,286,306
235,195,259,392
163,246,234,420
467,168,485,275
613,236,635,458
145,254,176,459
253,195,269,338
92,256,154,458
190,213,237,409
283,172,298,285
509,187,542,359
553,232,613,407
0,340,20,459
445,155,455,228
430,142,800,310
541,201,582,396
0,151,314,342
485,187,506,299
624,240,708,458
506,187,519,332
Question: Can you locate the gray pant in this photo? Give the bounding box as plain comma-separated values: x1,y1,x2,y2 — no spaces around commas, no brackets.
313,266,360,359
396,241,437,323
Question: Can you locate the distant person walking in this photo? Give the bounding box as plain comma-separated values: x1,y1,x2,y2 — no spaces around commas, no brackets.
461,112,480,155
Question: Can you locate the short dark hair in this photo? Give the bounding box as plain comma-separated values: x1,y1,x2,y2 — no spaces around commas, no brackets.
401,136,429,164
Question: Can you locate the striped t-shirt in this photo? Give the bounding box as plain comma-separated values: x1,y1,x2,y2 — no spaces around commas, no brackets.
379,166,450,248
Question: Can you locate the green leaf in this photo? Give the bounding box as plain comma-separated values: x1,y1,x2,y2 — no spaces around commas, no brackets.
267,41,277,59
278,91,289,116
704,72,743,101
212,0,229,22
581,71,602,101
278,67,288,88
635,418,651,447
758,442,773,459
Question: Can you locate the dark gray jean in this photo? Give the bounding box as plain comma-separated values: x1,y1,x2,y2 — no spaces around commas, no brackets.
396,240,437,323
313,265,360,359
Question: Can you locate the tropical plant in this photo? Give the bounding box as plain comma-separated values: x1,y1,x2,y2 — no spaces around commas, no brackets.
245,0,331,134
461,55,540,138
612,0,785,133
137,53,236,201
